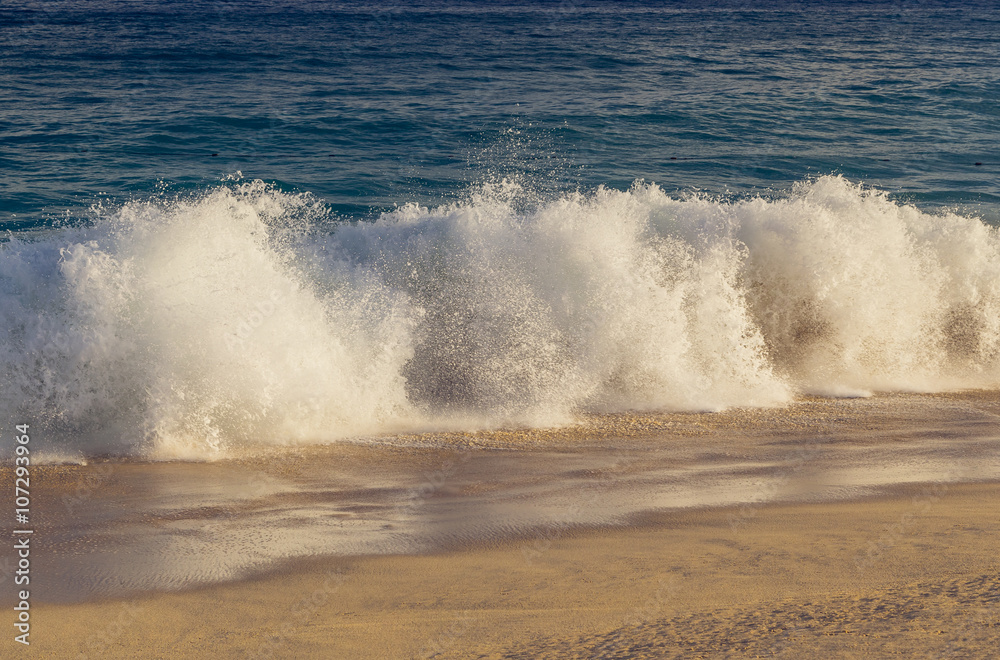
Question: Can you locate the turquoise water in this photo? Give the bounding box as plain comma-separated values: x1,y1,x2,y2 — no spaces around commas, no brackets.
3,1,1000,457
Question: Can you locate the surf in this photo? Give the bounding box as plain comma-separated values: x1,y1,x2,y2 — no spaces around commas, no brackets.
2,175,999,458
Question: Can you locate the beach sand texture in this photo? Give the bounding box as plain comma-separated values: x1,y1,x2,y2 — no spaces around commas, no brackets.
8,484,999,658
2,391,999,658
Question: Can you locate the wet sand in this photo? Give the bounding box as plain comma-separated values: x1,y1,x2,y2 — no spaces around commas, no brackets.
3,392,1000,657
10,483,1000,659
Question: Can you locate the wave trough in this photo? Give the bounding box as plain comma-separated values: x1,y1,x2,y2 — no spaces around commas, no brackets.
3,176,1000,458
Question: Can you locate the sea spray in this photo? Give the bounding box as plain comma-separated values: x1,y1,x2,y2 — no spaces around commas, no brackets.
1,182,417,458
3,176,999,458
734,177,1000,394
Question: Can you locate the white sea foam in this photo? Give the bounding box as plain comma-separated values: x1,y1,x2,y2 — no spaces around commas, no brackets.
2,176,999,458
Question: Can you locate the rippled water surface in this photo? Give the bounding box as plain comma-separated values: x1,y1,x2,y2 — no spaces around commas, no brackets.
2,0,998,222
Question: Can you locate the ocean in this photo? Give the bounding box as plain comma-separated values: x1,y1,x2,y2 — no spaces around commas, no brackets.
2,0,1000,459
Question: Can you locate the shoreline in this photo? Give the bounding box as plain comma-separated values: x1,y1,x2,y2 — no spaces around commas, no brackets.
9,480,1000,658
3,390,1000,656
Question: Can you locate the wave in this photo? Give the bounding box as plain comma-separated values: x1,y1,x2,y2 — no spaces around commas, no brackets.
3,175,1000,458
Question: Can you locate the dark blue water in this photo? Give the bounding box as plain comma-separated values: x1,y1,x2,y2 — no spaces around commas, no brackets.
3,0,999,226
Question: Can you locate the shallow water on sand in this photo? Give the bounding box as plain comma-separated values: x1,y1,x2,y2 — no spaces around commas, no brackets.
17,392,1000,603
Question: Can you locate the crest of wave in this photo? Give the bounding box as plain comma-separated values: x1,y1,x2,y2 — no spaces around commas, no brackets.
730,176,1000,395
4,175,999,458
334,179,791,420
346,174,1000,407
0,181,416,459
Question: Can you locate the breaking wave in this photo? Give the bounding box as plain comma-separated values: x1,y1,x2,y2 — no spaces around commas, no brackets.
3,175,1000,457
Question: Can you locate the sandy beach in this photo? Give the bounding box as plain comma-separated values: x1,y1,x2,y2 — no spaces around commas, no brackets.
4,391,1000,658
